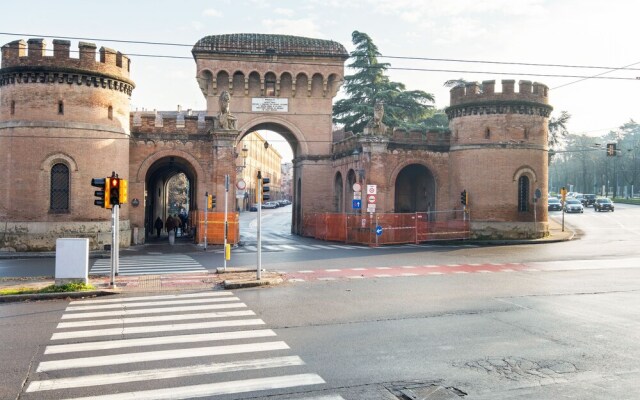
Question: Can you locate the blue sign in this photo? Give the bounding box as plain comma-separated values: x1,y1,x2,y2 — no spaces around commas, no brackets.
376,225,383,236
352,199,361,209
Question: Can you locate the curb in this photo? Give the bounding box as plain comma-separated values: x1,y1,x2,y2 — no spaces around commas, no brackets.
223,278,284,290
0,290,116,303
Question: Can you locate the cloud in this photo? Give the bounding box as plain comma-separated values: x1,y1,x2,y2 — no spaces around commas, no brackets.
262,18,324,38
274,8,295,17
203,9,223,17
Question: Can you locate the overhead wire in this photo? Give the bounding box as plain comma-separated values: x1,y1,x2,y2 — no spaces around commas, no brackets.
1,31,639,84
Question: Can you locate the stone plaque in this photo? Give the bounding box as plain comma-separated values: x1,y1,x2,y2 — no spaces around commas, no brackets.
252,98,288,112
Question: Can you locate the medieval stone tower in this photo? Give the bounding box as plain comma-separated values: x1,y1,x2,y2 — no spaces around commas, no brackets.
446,80,552,238
0,39,134,250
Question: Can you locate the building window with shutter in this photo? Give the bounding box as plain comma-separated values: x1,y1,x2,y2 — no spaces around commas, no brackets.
518,175,529,212
50,163,70,212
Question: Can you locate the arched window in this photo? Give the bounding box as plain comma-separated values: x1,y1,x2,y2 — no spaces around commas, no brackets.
50,163,70,212
518,175,529,212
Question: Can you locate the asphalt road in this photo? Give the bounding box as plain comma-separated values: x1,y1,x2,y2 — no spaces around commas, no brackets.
1,204,639,399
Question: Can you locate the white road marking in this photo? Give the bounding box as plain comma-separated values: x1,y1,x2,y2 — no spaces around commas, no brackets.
501,269,515,272
297,270,314,273
27,356,305,392
45,329,276,354
400,273,418,276
69,291,232,305
347,276,365,279
37,341,289,372
428,272,444,275
325,269,341,272
375,267,391,270
60,303,247,320
57,374,325,400
454,271,469,274
350,268,367,271
57,310,256,329
288,278,306,282
318,277,336,281
66,297,240,311
51,318,265,340
374,274,392,278
478,270,493,273
401,266,416,269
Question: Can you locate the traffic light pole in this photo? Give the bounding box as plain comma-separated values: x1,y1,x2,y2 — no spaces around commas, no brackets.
110,204,119,287
223,175,229,272
204,192,208,251
257,171,262,280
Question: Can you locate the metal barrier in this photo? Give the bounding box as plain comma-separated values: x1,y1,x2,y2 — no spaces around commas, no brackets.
192,211,240,245
302,210,470,246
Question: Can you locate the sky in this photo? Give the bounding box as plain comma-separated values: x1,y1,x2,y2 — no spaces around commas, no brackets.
2,0,639,161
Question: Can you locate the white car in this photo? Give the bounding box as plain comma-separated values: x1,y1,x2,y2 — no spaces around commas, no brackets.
262,201,278,209
564,198,584,213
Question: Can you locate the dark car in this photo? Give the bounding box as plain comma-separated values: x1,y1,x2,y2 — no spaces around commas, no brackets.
249,203,258,212
582,194,597,207
548,198,562,211
594,198,614,212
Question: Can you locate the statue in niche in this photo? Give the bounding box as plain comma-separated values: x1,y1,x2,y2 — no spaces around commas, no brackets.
364,100,389,135
216,90,237,130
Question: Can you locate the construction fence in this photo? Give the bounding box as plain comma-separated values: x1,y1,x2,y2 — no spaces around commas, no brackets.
302,210,470,246
191,211,240,245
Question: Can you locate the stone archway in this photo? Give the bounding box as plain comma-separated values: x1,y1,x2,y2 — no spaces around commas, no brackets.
394,164,436,213
144,156,198,240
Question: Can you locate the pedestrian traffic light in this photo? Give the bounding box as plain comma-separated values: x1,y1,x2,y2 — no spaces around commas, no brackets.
109,177,121,206
211,195,217,208
118,179,128,205
460,190,468,206
91,177,108,208
262,177,270,201
607,143,617,156
207,194,213,209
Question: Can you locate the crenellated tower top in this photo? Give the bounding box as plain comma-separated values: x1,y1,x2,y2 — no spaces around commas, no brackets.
1,38,134,93
449,80,549,106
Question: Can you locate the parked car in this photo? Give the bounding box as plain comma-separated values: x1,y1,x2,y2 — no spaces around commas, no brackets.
564,198,584,213
548,198,562,211
594,198,614,212
249,203,258,212
582,194,596,207
262,201,278,209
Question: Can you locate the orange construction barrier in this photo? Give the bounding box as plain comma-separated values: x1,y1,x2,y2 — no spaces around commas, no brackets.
192,210,240,245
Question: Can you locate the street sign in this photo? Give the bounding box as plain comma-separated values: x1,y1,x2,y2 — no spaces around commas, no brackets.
352,183,362,192
367,194,376,204
367,204,376,213
375,225,383,236
236,189,246,199
353,191,362,200
352,199,362,209
236,179,246,190
367,185,377,194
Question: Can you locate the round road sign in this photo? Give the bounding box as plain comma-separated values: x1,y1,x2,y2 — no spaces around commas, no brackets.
236,179,246,190
368,195,376,204
352,183,362,192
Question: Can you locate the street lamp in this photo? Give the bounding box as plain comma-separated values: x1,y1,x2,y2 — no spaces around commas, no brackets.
352,148,365,182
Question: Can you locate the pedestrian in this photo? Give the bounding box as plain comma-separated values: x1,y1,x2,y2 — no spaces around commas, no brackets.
173,214,182,237
154,216,163,238
165,215,175,233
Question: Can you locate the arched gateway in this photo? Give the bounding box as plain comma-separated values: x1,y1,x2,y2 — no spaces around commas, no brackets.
127,34,349,240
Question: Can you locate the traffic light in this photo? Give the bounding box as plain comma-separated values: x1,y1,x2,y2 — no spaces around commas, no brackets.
118,179,128,205
91,177,108,208
460,190,467,206
109,177,121,206
262,177,270,201
207,194,213,209
211,195,217,208
607,143,617,157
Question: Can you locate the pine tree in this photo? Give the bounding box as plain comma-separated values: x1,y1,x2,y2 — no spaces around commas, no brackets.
333,31,435,133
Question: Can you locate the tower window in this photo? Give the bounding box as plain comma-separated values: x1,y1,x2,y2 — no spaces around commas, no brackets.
485,127,491,139
265,80,276,96
50,163,70,212
10,100,15,115
108,106,113,120
518,175,529,212
58,101,64,115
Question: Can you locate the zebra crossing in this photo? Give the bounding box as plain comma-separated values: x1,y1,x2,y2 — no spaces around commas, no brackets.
24,291,343,400
90,254,205,275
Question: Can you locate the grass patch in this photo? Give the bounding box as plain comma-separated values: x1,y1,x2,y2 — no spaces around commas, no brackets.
0,281,95,296
611,198,640,205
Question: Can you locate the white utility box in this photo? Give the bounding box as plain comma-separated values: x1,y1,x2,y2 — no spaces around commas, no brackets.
55,238,89,285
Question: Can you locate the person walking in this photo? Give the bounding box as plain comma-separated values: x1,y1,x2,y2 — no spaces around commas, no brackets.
154,217,163,238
